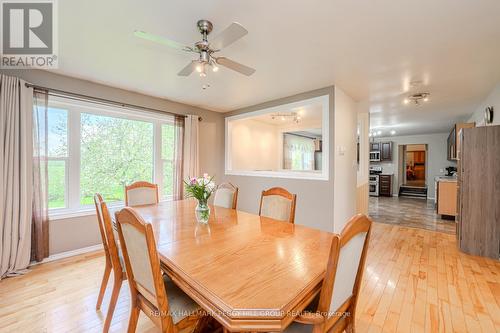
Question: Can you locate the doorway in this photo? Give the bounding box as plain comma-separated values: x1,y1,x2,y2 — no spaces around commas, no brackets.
404,144,426,187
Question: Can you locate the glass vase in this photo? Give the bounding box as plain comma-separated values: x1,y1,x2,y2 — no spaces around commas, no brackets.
195,200,211,224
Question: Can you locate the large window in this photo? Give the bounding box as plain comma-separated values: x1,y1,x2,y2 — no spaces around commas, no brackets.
45,96,177,215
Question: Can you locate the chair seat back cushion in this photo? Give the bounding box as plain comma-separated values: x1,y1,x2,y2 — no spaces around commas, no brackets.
213,188,235,209
121,222,156,303
127,187,157,206
261,195,292,222
330,232,367,313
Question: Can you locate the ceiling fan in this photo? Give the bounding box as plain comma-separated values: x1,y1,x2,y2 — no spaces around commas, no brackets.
134,20,255,77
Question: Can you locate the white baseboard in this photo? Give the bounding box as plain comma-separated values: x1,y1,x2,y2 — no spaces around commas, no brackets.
31,244,103,266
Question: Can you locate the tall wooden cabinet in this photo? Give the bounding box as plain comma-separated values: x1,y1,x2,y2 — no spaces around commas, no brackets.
457,125,500,259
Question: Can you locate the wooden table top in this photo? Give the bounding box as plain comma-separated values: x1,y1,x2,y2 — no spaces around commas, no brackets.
129,200,333,331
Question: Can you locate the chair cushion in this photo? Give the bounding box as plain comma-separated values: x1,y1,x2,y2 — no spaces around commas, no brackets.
283,322,313,333
213,188,235,209
163,275,200,324
261,195,292,222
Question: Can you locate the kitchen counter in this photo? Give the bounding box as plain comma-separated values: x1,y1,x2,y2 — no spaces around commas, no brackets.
435,176,458,217
435,176,457,183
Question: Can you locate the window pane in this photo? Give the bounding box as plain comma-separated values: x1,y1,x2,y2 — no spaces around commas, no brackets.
47,108,68,157
162,124,175,198
80,113,154,205
48,160,66,208
162,160,173,198
161,123,174,160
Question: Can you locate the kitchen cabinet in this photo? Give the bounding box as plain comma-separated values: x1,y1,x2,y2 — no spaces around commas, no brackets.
370,142,380,152
437,180,457,217
370,141,392,161
447,122,475,161
380,142,392,161
379,174,392,196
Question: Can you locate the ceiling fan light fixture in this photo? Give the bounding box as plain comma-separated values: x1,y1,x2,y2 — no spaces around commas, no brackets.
195,64,203,73
405,92,430,105
212,65,219,72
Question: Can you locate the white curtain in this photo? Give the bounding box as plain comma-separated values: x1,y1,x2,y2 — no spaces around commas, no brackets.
0,75,34,278
183,115,199,178
283,133,315,171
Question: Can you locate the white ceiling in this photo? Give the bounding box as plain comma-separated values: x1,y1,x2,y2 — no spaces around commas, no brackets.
53,0,500,135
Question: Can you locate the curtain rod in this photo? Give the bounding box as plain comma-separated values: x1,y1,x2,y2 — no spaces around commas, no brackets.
24,83,202,121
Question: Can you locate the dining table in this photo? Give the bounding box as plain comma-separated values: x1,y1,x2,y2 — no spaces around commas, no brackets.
114,199,333,332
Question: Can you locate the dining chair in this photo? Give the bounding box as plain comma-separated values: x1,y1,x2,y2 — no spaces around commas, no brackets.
93,193,127,333
125,181,159,206
284,214,372,333
115,207,206,333
213,183,239,209
259,187,297,223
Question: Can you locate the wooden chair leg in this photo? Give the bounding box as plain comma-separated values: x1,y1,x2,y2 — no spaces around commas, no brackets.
96,264,111,310
103,275,122,333
127,305,140,333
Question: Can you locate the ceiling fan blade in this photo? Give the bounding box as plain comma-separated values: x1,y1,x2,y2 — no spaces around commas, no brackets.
178,61,198,76
134,30,193,52
216,57,255,76
209,23,248,50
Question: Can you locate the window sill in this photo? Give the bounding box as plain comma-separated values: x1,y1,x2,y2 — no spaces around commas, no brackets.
49,208,98,221
48,198,174,221
225,170,329,181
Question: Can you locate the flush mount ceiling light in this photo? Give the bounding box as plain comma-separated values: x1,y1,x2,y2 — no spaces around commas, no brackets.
271,112,300,123
403,92,430,105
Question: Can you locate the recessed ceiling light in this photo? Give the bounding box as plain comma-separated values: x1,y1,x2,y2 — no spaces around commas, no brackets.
390,130,396,135
377,130,382,135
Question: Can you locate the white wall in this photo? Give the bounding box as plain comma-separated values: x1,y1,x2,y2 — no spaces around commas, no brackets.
230,119,280,171
468,82,500,126
224,87,336,232
373,133,456,198
333,87,358,232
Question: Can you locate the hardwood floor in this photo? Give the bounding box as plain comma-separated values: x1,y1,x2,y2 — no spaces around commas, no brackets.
369,196,456,234
0,223,499,332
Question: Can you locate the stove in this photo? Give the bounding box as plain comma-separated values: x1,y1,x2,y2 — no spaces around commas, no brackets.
369,166,382,196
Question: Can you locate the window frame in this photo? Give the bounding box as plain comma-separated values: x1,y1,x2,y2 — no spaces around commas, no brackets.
224,94,329,180
47,96,177,219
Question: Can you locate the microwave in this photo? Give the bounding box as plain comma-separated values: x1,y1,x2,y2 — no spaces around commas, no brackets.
369,151,380,162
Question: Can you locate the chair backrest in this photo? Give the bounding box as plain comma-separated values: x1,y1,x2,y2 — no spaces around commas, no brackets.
317,214,372,324
213,183,238,209
94,193,122,273
125,181,159,206
259,187,297,223
115,207,172,326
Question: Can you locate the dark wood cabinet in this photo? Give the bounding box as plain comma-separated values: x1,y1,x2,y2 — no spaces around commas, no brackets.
379,174,392,196
380,142,392,161
370,141,392,161
447,123,474,161
370,142,380,152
